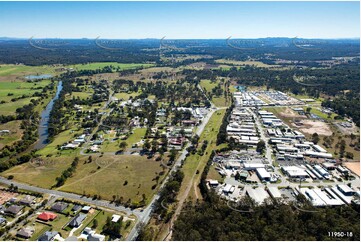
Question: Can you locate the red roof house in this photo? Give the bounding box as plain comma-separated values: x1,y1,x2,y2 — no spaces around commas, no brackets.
37,212,57,221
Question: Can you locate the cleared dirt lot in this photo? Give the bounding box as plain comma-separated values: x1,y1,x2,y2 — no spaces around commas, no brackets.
298,120,333,136
279,107,306,119
344,162,360,177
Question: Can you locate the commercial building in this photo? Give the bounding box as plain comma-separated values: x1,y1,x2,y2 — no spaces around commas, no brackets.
281,166,309,179
256,168,271,182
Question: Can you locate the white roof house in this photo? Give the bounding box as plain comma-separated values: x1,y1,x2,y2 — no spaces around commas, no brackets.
111,215,121,223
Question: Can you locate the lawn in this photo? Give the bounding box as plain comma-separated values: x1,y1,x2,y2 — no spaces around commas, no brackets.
91,210,135,239
67,62,153,71
57,154,167,204
73,210,101,237
124,128,147,148
289,93,324,104
307,106,337,120
101,127,146,152
28,222,51,241
178,109,226,201
36,129,85,156
48,213,74,238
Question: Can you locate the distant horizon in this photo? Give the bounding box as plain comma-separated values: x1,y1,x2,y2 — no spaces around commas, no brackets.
1,36,360,40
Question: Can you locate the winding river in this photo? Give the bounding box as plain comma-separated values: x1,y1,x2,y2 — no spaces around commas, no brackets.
34,81,63,150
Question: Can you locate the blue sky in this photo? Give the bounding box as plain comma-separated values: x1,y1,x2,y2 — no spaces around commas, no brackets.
0,1,359,39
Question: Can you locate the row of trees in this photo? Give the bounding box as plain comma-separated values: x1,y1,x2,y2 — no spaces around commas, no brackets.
54,157,79,187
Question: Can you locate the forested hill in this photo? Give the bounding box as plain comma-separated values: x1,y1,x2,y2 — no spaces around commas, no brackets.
173,194,360,241
0,38,359,65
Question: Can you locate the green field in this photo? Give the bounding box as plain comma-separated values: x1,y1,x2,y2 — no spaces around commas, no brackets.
0,80,52,101
101,127,146,152
36,129,84,156
70,91,93,99
306,106,338,120
0,64,58,77
91,210,135,239
178,109,226,201
0,120,23,149
125,128,146,148
1,156,75,188
200,80,229,107
0,97,40,115
67,62,153,71
215,59,279,68
206,164,225,183
57,154,167,204
114,92,140,101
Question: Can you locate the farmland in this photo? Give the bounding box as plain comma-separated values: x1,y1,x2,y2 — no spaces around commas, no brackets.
0,64,58,78
67,62,153,71
215,59,280,68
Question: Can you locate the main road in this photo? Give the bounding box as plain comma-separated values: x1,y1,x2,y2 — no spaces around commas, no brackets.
126,106,218,240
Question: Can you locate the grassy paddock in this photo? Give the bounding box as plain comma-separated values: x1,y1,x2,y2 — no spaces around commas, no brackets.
57,154,167,204
68,62,153,71
200,80,228,107
178,109,226,201
0,64,58,77
1,156,75,188
0,97,41,115
0,120,23,149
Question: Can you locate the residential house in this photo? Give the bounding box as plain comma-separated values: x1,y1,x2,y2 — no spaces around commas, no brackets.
69,213,87,228
16,227,34,239
5,205,23,216
51,202,68,212
38,231,58,241
37,212,58,222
